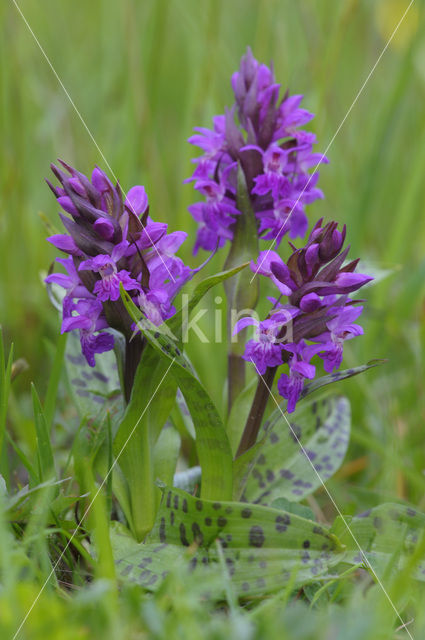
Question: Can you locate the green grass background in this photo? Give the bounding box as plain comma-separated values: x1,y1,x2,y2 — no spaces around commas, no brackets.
1,0,425,637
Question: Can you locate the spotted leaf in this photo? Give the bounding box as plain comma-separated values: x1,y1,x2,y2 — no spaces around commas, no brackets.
236,395,351,504
113,487,345,597
301,360,385,400
65,329,123,420
332,503,425,581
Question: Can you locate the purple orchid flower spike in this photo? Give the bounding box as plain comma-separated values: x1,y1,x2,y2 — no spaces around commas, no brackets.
235,220,372,441
186,48,328,254
46,161,194,400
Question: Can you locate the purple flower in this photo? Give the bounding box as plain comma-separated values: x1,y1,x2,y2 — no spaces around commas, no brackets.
277,341,318,413
186,48,327,253
79,253,140,302
312,305,364,373
235,220,372,412
46,162,193,366
62,298,114,367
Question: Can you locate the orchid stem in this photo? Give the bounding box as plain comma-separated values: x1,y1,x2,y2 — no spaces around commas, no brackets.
235,365,277,458
123,335,144,403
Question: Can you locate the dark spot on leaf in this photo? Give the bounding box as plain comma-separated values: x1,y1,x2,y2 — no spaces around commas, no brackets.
179,523,190,546
173,494,179,510
358,509,371,518
225,507,233,515
138,557,152,569
153,544,167,553
67,354,85,365
225,557,235,576
276,514,290,533
407,508,416,517
303,540,311,549
147,574,158,586
93,371,108,383
373,517,383,530
189,557,197,570
170,511,174,526
257,454,266,465
204,517,212,526
301,551,310,564
217,516,227,527
212,502,221,510
280,469,294,479
139,570,151,581
192,522,203,545
196,500,203,511
241,508,252,519
120,565,132,577
313,526,324,535
159,517,166,543
269,432,279,444
290,424,302,442
249,525,265,547
242,582,250,592
259,560,267,569
166,491,172,508
71,378,86,388
266,469,275,482
182,498,188,513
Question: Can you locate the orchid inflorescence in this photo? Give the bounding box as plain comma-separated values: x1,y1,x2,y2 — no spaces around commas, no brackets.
46,162,192,368
234,220,372,411
46,48,372,419
186,47,327,253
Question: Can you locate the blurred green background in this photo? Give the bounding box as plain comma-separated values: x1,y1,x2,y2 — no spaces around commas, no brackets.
1,0,425,508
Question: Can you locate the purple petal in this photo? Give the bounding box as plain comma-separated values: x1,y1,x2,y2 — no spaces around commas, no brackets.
125,186,148,216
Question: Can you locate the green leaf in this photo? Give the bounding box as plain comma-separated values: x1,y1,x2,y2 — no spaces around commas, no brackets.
226,376,257,455
153,423,181,489
113,487,344,597
332,503,425,581
31,384,56,483
113,344,173,541
301,360,385,400
239,395,351,505
120,289,233,503
64,330,123,421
